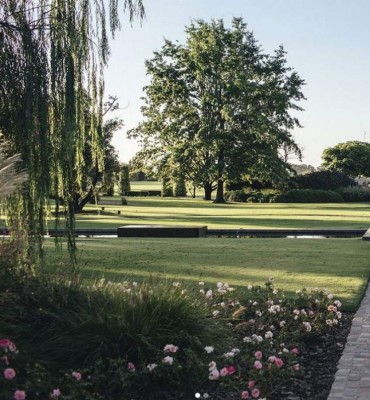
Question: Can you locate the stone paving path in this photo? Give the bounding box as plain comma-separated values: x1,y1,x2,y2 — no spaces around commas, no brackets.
328,283,370,400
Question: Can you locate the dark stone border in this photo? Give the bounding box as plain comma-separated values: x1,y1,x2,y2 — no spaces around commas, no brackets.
0,227,368,238
117,225,207,238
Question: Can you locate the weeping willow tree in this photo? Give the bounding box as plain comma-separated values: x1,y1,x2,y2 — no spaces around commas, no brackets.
0,0,144,264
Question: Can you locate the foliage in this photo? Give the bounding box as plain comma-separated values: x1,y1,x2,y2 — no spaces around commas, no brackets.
0,0,144,261
289,170,355,190
274,189,344,203
225,189,280,203
129,150,157,181
162,177,173,197
336,185,370,202
120,164,131,195
67,96,122,212
321,141,370,177
174,173,187,197
129,18,305,202
0,275,346,399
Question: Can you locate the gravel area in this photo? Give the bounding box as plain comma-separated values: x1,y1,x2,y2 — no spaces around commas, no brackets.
270,312,353,400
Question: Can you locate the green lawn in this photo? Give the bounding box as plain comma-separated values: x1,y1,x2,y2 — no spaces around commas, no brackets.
73,198,370,229
45,237,370,311
130,181,162,191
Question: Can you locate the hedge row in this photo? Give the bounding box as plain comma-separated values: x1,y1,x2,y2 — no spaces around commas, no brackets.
125,190,162,197
225,188,353,203
273,189,344,203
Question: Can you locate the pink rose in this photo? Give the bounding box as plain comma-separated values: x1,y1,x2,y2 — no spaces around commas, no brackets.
72,371,82,381
254,351,263,360
247,380,255,389
127,362,136,371
50,389,61,398
4,368,16,380
163,344,178,353
0,339,17,352
291,348,299,354
220,367,229,377
225,365,236,375
275,357,284,368
13,391,26,400
0,338,12,348
251,388,260,398
254,360,262,369
241,391,249,399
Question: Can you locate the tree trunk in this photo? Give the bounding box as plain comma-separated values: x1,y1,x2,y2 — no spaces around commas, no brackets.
214,178,225,203
204,182,213,200
74,190,94,213
74,169,102,213
214,148,226,203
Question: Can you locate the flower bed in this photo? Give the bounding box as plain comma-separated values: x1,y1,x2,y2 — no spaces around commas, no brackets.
0,279,349,399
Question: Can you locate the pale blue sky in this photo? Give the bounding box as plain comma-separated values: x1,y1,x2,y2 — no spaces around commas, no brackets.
105,0,370,167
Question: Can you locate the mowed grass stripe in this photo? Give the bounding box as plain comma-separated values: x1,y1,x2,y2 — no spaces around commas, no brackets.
44,237,370,311
70,199,370,229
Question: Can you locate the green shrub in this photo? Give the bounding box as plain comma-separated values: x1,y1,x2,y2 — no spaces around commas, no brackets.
161,178,173,197
174,174,187,197
225,189,280,203
274,189,344,203
120,165,131,195
336,185,370,202
147,190,162,196
224,189,250,202
290,170,355,190
126,190,150,197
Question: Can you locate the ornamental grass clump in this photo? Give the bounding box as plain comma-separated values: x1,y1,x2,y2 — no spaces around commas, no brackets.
0,276,227,369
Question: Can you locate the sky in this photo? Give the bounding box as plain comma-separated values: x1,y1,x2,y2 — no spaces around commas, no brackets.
104,0,370,168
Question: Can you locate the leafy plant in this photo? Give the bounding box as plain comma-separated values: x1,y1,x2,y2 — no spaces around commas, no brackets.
274,189,344,203
290,170,355,191
336,185,370,202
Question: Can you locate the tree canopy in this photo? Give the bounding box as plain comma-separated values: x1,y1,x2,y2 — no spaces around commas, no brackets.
129,18,305,202
321,141,370,178
0,0,144,261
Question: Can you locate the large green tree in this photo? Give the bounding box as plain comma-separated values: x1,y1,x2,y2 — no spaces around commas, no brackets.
0,0,144,261
129,18,305,202
321,141,370,177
